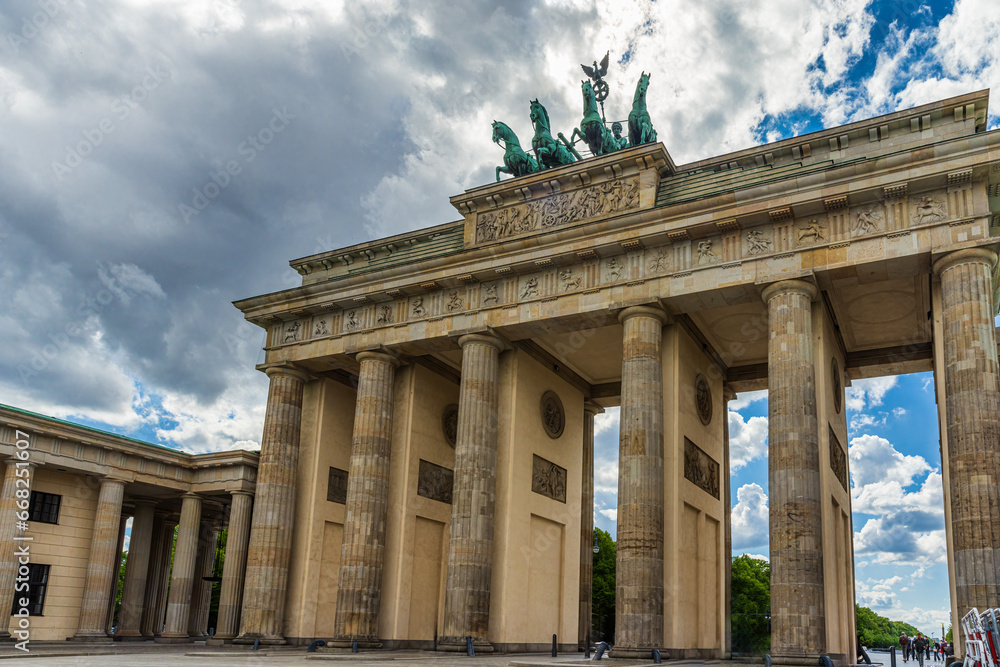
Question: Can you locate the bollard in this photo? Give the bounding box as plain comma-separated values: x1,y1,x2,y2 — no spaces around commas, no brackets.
552,634,558,657
765,654,772,667
307,640,326,652
352,639,358,653
252,638,260,651
466,635,475,657
594,641,609,660
585,633,591,659
892,646,897,667
652,648,662,663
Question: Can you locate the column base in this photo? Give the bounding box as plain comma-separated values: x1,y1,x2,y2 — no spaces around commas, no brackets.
206,635,237,645
233,633,287,646
437,636,494,653
770,652,828,666
610,645,669,660
154,634,194,644
69,633,114,643
328,637,382,649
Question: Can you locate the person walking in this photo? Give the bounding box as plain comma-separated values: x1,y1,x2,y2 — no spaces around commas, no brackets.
914,633,929,667
933,640,941,661
901,633,910,662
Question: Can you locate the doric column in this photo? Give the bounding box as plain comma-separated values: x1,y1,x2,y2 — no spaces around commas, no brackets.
140,512,169,637
215,491,254,641
104,513,128,634
763,279,826,660
116,499,157,638
0,461,35,640
614,305,668,658
723,384,737,659
73,478,126,640
332,351,400,648
188,519,218,636
236,364,309,645
579,402,603,650
933,249,1000,620
439,332,504,652
157,493,202,641
150,518,178,636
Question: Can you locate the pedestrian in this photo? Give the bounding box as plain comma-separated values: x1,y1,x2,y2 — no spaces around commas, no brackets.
914,632,929,667
901,633,910,662
933,640,940,661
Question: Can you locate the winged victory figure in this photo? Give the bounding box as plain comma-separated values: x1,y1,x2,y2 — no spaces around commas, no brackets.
581,51,610,84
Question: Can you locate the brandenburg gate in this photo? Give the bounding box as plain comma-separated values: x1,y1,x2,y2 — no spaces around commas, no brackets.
233,87,1000,662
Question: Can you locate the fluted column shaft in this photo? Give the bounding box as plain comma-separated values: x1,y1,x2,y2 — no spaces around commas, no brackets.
105,514,128,633
151,520,177,635
236,365,308,645
764,279,826,659
723,385,737,659
614,306,668,658
215,492,254,640
116,499,157,637
579,402,602,650
934,249,1000,619
0,460,35,639
159,493,202,640
440,333,504,652
332,351,400,648
74,478,126,639
140,514,168,637
188,520,218,636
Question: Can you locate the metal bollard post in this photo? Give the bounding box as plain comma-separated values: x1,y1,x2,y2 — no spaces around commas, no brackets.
585,633,591,659
552,634,558,657
352,640,358,653
466,635,475,657
765,654,772,667
892,646,897,667
652,648,662,663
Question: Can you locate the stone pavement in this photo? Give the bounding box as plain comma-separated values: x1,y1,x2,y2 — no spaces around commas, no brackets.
0,643,763,666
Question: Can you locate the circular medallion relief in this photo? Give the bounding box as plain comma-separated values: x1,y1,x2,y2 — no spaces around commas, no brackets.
441,404,459,448
695,374,712,426
832,358,842,414
540,391,565,439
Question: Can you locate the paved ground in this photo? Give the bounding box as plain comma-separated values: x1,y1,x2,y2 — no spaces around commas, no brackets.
0,642,761,666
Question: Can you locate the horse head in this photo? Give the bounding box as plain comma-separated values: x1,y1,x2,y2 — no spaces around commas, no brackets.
492,120,512,146
529,99,549,131
634,72,650,102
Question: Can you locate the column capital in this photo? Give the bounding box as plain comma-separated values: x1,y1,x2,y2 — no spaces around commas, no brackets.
231,490,255,499
583,400,605,416
761,278,818,304
617,304,669,325
130,497,158,508
932,247,998,276
181,492,203,501
722,384,738,403
457,332,505,351
262,363,311,383
356,349,401,368
100,477,128,489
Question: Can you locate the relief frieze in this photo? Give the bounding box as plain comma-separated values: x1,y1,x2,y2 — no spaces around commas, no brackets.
475,176,640,243
531,454,567,503
417,459,454,504
683,438,719,499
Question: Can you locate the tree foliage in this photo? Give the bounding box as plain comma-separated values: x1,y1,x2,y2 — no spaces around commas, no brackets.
731,554,771,654
592,527,616,643
856,604,920,648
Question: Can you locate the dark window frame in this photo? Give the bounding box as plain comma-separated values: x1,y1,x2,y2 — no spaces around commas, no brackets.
11,563,49,616
28,491,61,525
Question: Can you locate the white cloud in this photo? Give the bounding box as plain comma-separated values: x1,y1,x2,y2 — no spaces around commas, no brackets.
731,483,769,552
856,576,901,608
728,410,768,470
594,408,619,437
730,390,767,411
846,376,898,412
849,434,932,488
599,508,617,522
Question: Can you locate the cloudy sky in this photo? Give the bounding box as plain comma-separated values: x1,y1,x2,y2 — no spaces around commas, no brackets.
3,0,999,638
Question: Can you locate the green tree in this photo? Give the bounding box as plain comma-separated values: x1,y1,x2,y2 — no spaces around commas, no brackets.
855,604,920,648
206,528,228,634
731,554,771,654
592,527,616,643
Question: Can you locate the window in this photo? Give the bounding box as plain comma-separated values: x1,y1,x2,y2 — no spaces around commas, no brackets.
28,491,61,524
11,564,49,616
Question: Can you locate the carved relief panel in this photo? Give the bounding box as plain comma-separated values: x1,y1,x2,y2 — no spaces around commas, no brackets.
829,427,848,492
417,459,454,504
683,438,719,499
327,467,348,504
531,454,567,503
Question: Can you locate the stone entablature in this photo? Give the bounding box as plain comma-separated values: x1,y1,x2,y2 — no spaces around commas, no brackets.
236,95,998,369
0,405,258,493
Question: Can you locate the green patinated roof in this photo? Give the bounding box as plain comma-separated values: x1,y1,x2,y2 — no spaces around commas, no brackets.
656,156,868,207
345,223,465,276
0,403,181,454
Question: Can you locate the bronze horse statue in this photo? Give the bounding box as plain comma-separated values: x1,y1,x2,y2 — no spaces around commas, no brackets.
571,80,620,157
628,72,657,147
529,99,580,169
492,120,539,181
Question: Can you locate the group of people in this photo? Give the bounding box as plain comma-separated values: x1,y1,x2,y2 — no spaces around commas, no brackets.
900,632,952,665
